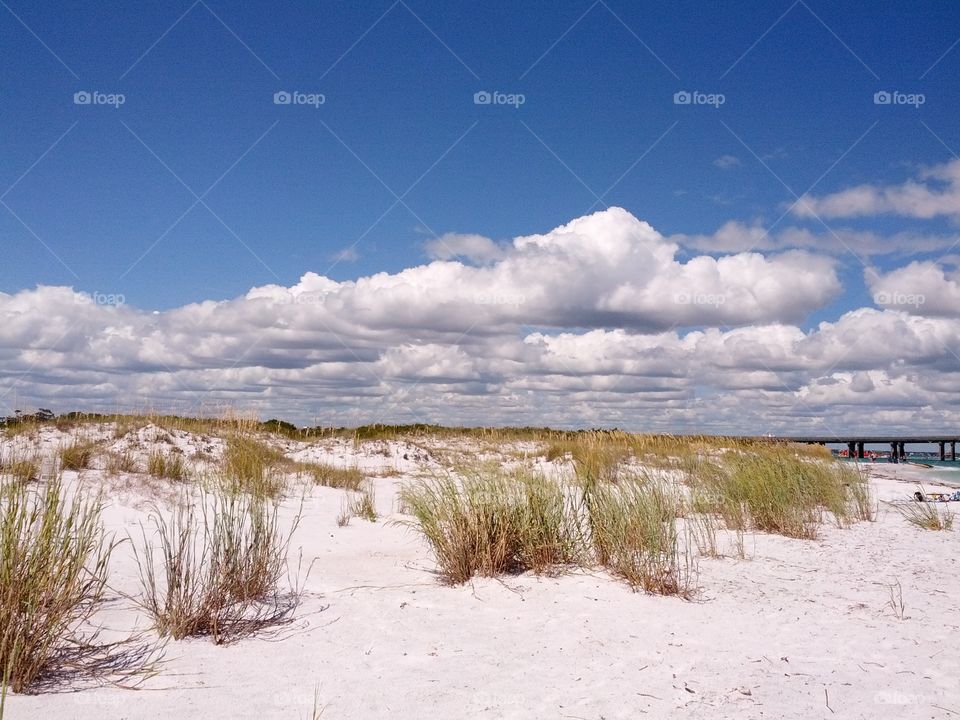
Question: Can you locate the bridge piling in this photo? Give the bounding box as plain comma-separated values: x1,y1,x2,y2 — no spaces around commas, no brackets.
783,435,960,462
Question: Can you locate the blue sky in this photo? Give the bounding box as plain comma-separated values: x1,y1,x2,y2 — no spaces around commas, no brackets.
3,0,959,310
3,1,960,429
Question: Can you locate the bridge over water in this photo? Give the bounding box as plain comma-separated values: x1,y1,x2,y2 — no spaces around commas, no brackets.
779,435,960,461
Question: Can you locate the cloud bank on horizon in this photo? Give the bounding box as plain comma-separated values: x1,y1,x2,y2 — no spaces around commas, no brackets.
4,165,960,433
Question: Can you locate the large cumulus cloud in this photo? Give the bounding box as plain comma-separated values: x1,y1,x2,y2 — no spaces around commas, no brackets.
1,207,958,433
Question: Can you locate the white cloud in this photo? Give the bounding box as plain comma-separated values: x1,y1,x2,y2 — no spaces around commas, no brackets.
330,247,360,262
2,208,958,432
713,155,741,169
792,158,960,220
424,233,505,263
866,261,960,316
671,220,960,257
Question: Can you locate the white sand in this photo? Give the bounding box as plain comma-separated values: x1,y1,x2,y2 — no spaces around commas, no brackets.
3,429,959,719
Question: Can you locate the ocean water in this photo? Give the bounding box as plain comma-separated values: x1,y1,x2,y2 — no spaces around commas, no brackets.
910,461,960,486
840,457,960,487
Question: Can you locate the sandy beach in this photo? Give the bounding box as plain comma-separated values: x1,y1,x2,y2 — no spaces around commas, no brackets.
1,425,958,720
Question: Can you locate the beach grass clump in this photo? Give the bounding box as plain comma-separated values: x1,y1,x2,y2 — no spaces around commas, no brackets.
847,466,876,522
298,462,365,491
894,500,954,531
514,471,584,572
692,451,863,540
715,456,823,539
221,435,286,498
147,450,187,482
348,482,378,522
133,489,303,643
105,449,139,475
0,453,42,483
400,469,582,584
685,492,722,558
544,431,636,485
582,474,693,596
58,440,97,471
0,476,112,693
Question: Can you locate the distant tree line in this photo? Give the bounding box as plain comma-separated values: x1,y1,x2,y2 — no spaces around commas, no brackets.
0,408,56,425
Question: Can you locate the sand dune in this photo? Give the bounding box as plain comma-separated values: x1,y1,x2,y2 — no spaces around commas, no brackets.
2,425,958,719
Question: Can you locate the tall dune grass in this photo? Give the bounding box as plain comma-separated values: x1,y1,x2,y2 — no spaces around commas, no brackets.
221,435,286,498
297,462,365,491
893,500,954,531
0,453,41,483
147,450,187,482
132,488,303,643
58,440,97,471
685,451,867,540
545,432,632,482
581,474,694,595
401,466,693,595
400,470,583,584
0,476,113,692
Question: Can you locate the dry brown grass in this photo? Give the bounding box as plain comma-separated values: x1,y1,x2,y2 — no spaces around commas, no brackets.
132,488,305,643
147,450,188,482
893,499,954,531
348,482,378,522
0,453,42,483
105,449,139,475
297,462,365,491
58,440,97,471
221,435,286,498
